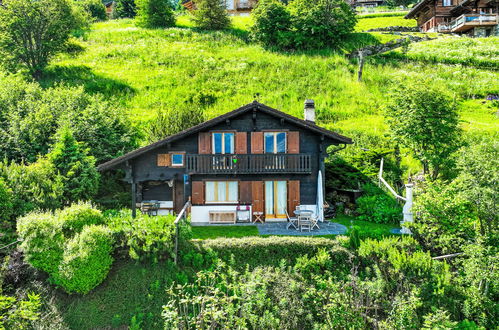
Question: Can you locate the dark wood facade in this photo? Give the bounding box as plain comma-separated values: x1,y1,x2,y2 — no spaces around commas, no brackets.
406,0,499,35
98,101,352,222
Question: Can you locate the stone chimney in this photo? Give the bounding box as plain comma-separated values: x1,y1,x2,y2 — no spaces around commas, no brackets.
304,99,315,123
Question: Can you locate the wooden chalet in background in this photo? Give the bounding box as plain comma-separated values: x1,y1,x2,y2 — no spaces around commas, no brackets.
405,0,499,35
98,101,353,224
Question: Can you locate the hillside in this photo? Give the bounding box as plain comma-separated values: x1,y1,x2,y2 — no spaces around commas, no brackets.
43,17,498,162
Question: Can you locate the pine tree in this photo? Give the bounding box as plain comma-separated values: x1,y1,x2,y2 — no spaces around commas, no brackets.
192,0,230,30
48,126,100,204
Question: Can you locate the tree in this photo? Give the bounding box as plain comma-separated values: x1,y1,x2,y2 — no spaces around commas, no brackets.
251,0,292,49
115,0,137,18
386,84,461,180
191,0,230,30
47,126,100,204
135,0,175,28
80,0,108,21
0,0,85,78
251,0,356,50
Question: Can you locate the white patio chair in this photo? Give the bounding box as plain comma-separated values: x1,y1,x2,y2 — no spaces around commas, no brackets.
299,214,312,232
310,215,320,230
285,210,298,230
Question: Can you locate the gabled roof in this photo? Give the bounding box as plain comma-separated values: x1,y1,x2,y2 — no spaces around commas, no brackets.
98,101,353,171
405,0,432,18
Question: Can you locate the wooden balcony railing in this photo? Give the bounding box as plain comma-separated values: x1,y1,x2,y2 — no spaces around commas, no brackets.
450,13,498,32
186,154,312,174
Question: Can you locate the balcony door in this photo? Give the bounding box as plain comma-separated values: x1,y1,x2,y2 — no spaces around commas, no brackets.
265,181,287,218
212,132,235,170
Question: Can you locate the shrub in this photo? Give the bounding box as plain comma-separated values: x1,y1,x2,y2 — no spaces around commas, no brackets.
81,0,107,21
0,292,41,329
195,236,347,268
251,0,292,49
191,0,230,30
0,179,13,222
356,183,402,224
57,202,105,237
135,0,175,28
17,212,64,275
56,225,114,294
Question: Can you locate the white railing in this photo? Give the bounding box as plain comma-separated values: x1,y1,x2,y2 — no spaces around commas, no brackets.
450,14,499,31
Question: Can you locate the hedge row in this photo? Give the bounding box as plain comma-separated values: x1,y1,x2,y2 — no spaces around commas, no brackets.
194,236,350,268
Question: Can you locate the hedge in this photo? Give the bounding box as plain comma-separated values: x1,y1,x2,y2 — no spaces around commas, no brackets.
58,202,105,237
193,236,349,268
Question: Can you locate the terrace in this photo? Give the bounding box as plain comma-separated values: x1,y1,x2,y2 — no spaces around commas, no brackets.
449,13,499,32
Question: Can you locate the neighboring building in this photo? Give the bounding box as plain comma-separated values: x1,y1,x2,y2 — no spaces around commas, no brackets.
405,0,499,35
98,101,353,224
181,0,258,14
104,1,116,18
351,0,386,8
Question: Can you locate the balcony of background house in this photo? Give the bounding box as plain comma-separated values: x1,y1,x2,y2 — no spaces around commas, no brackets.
186,153,312,174
450,13,499,32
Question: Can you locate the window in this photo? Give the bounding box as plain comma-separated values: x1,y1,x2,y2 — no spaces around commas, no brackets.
442,0,451,6
264,132,286,154
212,132,234,154
205,181,238,203
171,153,184,167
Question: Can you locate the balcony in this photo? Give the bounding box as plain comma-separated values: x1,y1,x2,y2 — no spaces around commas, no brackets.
450,14,498,32
186,154,312,175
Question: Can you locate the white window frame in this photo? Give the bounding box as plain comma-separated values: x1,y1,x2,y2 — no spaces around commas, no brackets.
264,132,287,154
442,0,452,6
205,181,238,204
212,132,235,154
170,153,184,167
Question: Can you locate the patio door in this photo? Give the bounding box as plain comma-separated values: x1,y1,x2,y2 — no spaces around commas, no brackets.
265,181,287,218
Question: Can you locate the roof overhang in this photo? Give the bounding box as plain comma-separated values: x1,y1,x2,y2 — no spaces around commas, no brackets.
98,101,353,171
405,0,432,18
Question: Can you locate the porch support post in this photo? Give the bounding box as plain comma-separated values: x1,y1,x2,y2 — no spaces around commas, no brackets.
131,181,137,218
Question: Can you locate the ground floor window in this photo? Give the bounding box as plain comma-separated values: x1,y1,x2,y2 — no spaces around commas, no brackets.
205,181,238,203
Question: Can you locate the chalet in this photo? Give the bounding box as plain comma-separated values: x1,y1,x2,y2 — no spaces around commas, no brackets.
405,0,499,35
98,101,353,224
181,0,258,14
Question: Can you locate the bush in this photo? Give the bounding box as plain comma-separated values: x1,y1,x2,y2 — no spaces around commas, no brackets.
57,202,105,237
191,0,230,30
115,0,137,18
56,225,114,294
195,236,347,268
356,184,402,224
17,212,64,275
251,0,356,50
135,0,175,28
0,179,13,222
81,0,107,21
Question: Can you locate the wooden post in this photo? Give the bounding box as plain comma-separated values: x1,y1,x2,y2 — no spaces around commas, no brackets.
131,181,137,218
357,51,364,82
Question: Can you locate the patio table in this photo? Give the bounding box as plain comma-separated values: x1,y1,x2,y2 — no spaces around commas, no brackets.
294,209,314,230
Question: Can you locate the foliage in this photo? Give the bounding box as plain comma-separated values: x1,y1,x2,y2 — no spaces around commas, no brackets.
251,0,292,49
410,181,476,255
195,236,347,268
356,183,402,224
191,0,230,30
0,179,13,223
80,0,108,21
386,84,461,179
0,75,137,164
0,0,86,78
56,225,114,294
47,126,100,204
455,136,498,240
17,212,65,275
287,0,357,50
57,202,105,237
115,0,137,18
106,211,191,263
252,0,356,50
0,292,41,329
145,105,204,143
190,225,259,239
0,159,64,218
135,0,175,28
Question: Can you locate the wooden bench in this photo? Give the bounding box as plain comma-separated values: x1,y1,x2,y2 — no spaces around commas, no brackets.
209,211,237,224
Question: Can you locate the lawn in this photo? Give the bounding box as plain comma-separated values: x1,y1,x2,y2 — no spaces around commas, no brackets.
355,15,417,31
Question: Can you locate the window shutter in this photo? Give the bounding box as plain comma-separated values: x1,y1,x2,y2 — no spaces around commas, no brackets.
287,180,300,213
239,181,252,204
235,132,247,154
157,154,171,167
198,132,211,154
250,132,263,154
251,181,264,213
287,132,299,154
191,181,204,205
